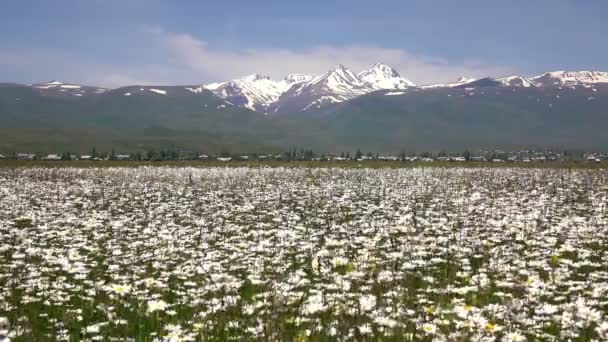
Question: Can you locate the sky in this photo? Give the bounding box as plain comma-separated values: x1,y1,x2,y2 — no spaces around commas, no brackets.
1,0,607,88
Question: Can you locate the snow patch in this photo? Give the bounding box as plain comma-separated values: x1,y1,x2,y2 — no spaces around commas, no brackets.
420,77,476,89
531,71,608,85
497,75,536,87
186,86,205,94
149,89,167,95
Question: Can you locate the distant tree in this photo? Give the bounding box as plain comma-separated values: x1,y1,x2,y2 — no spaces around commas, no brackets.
91,147,97,159
463,150,471,161
146,149,157,161
355,149,363,160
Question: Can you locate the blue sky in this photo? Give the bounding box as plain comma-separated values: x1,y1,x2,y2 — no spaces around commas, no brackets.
1,0,607,87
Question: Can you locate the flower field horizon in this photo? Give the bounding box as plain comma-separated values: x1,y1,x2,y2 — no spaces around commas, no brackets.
1,166,607,341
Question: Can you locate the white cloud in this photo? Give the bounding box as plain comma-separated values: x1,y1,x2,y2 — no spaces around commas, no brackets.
0,48,192,88
160,30,516,85
0,28,517,87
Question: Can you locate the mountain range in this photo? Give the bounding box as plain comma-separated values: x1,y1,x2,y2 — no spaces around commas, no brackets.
199,64,608,114
1,63,608,153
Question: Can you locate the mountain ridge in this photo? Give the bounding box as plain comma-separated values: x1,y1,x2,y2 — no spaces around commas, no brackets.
16,65,608,114
1,74,608,153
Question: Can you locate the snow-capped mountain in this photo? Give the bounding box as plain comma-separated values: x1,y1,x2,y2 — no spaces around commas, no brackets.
202,74,286,112
271,64,421,113
358,63,415,89
201,64,421,114
531,71,608,87
28,66,606,115
202,73,311,112
496,75,537,87
305,64,374,99
32,80,108,96
419,77,477,89
271,64,378,113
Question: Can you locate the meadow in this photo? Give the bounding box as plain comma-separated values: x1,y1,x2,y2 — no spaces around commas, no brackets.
0,166,607,341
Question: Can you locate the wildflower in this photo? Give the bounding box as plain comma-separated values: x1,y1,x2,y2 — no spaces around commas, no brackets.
485,322,502,333
108,284,131,296
85,324,100,334
163,324,185,342
596,321,608,339
0,317,9,339
503,332,526,341
301,292,326,315
358,324,373,335
422,323,437,334
147,299,169,313
359,294,376,312
455,304,475,318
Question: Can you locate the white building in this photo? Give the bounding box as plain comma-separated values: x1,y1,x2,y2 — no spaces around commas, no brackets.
16,153,35,160
44,154,62,161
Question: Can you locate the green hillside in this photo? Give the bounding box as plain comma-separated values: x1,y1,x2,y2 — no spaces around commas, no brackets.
1,82,607,153
319,83,608,151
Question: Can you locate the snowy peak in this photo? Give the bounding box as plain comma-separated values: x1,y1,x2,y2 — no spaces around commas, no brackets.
496,75,537,87
202,73,309,112
197,65,608,114
201,63,417,114
324,64,364,85
364,63,401,78
271,64,378,114
201,63,414,113
358,63,415,89
310,64,374,97
531,70,608,86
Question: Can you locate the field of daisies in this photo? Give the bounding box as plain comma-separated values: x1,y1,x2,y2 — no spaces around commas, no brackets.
1,166,608,341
